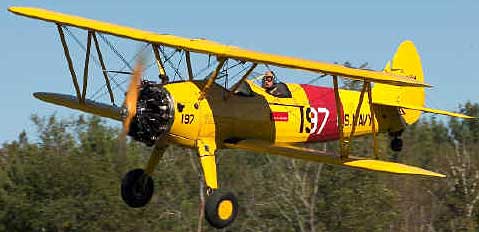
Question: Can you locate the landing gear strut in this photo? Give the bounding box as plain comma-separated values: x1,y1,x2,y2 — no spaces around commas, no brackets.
196,139,239,229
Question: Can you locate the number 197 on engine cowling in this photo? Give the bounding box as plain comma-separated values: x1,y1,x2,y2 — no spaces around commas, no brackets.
181,114,194,124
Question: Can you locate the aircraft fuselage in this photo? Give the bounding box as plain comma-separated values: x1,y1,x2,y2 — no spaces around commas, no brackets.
163,80,403,148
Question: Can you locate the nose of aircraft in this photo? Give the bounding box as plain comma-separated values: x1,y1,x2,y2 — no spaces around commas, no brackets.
127,80,175,146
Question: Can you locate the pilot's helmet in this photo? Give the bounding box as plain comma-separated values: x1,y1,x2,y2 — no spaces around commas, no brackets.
262,71,276,87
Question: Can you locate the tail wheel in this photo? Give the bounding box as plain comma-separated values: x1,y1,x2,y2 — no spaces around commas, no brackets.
121,168,154,208
390,137,403,152
205,191,239,229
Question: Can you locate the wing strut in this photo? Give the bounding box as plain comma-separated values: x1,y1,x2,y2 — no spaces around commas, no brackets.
344,81,379,159
92,32,115,105
198,58,226,100
185,51,194,81
346,82,368,154
57,25,117,105
367,82,379,159
81,31,93,103
227,63,257,99
332,75,346,158
57,24,82,102
152,44,167,82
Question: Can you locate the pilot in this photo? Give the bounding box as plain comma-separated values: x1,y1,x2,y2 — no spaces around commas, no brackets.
262,71,291,98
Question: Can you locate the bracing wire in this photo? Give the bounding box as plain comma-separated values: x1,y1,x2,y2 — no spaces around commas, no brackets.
62,27,126,101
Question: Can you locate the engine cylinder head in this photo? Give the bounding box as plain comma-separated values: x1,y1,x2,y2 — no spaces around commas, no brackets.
128,81,174,146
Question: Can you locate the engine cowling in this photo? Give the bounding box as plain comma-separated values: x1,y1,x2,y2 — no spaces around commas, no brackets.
128,81,174,146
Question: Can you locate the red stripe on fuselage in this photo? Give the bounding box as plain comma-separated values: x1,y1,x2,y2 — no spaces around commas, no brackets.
300,84,342,142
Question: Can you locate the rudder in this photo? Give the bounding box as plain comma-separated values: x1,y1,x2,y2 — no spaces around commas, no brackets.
373,40,425,126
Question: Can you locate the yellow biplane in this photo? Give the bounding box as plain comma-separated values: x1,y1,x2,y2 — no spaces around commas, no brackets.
9,6,473,229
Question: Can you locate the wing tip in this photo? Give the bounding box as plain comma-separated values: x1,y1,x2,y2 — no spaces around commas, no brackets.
8,6,33,16
344,159,446,178
435,173,447,178
413,170,446,178
8,6,19,13
459,115,476,119
8,6,27,12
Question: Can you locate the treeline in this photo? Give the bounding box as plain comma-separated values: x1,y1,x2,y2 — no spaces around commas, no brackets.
0,103,478,231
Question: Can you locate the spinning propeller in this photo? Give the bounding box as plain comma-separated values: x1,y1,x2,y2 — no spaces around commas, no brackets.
117,52,174,147
120,57,144,142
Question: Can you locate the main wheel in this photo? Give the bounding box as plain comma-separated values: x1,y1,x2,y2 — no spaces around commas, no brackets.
205,191,239,229
121,168,154,208
390,137,403,152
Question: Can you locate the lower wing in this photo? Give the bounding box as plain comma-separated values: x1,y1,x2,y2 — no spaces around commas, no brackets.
224,139,445,178
34,92,122,121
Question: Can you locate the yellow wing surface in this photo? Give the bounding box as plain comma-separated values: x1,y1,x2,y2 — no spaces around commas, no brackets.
224,139,445,178
373,101,473,119
9,6,430,88
33,92,122,121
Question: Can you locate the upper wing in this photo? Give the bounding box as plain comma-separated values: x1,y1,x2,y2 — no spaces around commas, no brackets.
224,139,445,178
9,6,429,88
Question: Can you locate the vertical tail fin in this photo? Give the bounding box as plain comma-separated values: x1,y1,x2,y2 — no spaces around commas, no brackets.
373,40,425,126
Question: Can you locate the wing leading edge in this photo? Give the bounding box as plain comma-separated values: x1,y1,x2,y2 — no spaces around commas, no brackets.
9,6,430,88
224,139,445,178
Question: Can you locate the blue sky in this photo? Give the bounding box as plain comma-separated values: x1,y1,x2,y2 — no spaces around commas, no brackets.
1,0,478,143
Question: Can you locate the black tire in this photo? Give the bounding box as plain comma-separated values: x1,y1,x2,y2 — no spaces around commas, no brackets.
205,191,239,229
121,168,154,208
390,137,403,152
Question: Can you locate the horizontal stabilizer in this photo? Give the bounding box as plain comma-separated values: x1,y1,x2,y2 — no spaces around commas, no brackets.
34,92,122,121
224,139,445,178
373,101,473,119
